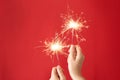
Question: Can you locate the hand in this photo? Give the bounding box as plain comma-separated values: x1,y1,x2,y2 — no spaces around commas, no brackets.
67,45,85,80
50,65,66,80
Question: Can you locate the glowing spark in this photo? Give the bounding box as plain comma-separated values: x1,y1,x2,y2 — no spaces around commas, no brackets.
66,19,83,30
44,38,67,56
50,42,62,52
62,14,87,33
60,11,88,44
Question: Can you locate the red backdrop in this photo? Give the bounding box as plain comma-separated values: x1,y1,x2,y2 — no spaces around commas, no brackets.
0,0,120,80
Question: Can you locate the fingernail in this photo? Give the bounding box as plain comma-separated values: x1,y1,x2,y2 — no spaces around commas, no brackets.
57,65,62,71
68,45,73,52
70,45,74,50
52,67,56,70
57,65,61,69
76,45,81,50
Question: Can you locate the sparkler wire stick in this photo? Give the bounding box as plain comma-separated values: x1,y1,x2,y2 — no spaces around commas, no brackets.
72,29,74,44
56,54,60,65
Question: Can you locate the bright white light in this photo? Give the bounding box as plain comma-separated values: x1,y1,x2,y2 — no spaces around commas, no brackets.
44,39,65,55
68,19,80,29
51,43,62,51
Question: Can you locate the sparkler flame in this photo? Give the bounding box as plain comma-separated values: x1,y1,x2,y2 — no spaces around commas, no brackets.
66,19,83,30
60,11,88,44
61,11,88,34
44,38,67,55
51,43,62,52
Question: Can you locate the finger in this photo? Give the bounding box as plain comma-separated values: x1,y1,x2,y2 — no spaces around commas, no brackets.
51,67,58,77
76,45,83,61
69,45,76,60
57,65,66,79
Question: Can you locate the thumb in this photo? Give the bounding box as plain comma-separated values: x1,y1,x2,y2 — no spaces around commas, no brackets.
69,45,76,60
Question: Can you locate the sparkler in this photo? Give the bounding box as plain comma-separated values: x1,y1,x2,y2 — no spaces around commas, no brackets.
43,38,68,64
44,38,65,55
42,9,88,64
62,18,84,31
61,11,88,44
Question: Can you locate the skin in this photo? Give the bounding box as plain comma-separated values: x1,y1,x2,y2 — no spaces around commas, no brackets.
68,45,85,80
50,45,85,80
49,65,66,80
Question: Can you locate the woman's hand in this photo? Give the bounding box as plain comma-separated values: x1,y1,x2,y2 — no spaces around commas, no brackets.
67,45,85,80
50,65,66,80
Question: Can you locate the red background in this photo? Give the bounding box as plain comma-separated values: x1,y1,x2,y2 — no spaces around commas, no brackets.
0,0,120,80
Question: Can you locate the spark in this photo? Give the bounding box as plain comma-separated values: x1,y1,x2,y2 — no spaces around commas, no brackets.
65,18,84,30
44,38,68,56
61,12,88,33
60,11,88,43
50,41,62,52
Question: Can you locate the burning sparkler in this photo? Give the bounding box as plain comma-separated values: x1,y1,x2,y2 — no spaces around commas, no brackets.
44,38,68,56
41,9,88,64
63,18,84,31
43,11,88,56
43,37,69,63
61,11,88,44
